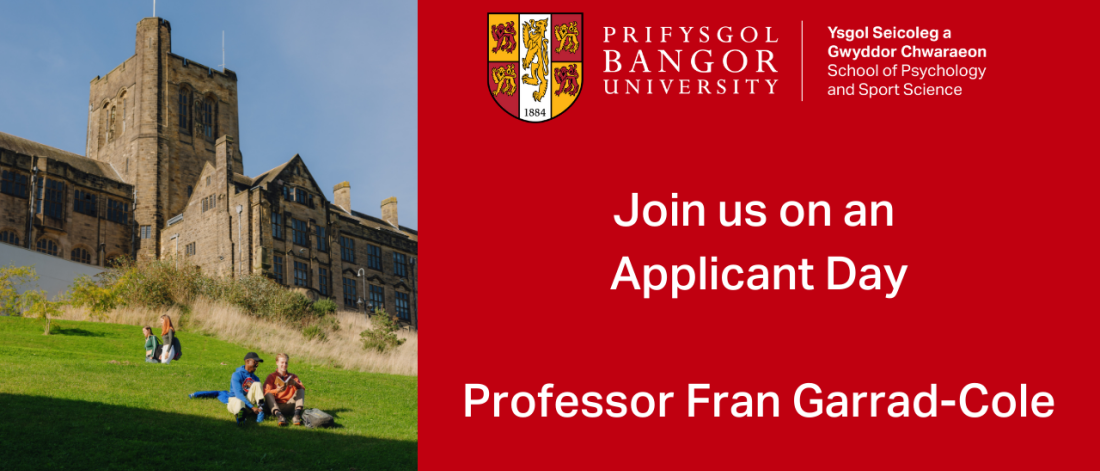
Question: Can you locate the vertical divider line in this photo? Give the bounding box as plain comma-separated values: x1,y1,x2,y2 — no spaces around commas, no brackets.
801,20,804,102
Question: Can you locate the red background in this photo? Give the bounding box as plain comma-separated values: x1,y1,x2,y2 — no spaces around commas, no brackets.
421,0,1096,468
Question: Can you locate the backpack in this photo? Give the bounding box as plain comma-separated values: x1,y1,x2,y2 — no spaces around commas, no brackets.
171,336,182,360
301,408,334,428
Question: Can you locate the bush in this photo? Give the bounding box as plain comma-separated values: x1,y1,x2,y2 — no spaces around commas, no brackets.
312,298,338,316
360,309,406,353
302,324,327,342
66,258,320,328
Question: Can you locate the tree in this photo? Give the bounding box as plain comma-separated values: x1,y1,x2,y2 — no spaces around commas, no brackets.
0,265,39,317
20,290,63,335
360,308,406,353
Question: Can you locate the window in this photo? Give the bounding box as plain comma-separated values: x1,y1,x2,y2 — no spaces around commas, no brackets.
343,278,358,308
36,239,58,257
202,194,216,212
38,178,65,220
178,87,191,133
140,225,152,239
202,97,215,140
1,170,28,198
108,106,116,141
369,285,385,311
271,212,284,240
319,268,330,296
282,186,293,202
294,261,309,287
395,292,410,320
206,176,211,187
0,231,20,246
367,244,382,271
340,236,355,263
107,199,129,225
273,255,285,284
122,97,127,133
292,219,308,246
187,185,193,197
71,248,91,264
315,226,328,251
393,253,408,278
74,190,97,216
294,189,314,207
185,242,196,256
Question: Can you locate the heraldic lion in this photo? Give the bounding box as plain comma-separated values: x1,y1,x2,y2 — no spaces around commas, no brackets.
521,18,549,102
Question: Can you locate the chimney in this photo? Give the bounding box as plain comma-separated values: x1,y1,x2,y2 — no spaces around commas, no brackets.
333,181,351,211
381,197,398,228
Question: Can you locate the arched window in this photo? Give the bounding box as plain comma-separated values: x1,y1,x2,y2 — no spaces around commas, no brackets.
108,106,117,141
178,87,191,133
36,238,59,257
71,248,91,264
187,185,193,197
120,92,127,133
202,96,215,140
0,230,19,246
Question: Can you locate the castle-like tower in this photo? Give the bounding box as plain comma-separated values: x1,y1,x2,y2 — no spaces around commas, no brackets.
86,18,242,259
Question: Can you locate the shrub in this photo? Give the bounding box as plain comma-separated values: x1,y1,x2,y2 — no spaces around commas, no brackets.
74,258,318,324
360,309,406,353
312,298,338,316
302,324,327,342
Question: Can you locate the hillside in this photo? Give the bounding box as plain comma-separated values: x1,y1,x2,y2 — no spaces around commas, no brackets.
0,316,417,470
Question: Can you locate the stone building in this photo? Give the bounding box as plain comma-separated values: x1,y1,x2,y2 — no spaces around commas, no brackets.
0,17,418,327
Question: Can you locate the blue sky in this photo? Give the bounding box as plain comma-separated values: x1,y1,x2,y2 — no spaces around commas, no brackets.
0,0,418,228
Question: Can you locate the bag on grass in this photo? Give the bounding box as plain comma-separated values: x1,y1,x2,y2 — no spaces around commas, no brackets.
301,408,334,428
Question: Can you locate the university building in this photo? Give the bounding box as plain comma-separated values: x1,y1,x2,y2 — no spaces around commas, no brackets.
0,17,418,327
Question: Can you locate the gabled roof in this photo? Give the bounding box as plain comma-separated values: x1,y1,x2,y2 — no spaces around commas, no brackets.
0,131,123,181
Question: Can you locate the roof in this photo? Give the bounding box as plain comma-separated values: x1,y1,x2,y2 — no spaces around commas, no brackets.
246,154,418,238
0,131,123,181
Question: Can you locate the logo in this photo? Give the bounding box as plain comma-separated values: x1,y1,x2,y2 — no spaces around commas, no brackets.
488,13,583,122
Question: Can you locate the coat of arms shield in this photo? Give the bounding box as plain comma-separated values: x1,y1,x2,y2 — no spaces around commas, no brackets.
488,13,583,122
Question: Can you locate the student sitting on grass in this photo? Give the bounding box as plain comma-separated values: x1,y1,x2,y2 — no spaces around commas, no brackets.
227,352,267,424
159,315,176,365
263,353,307,426
143,327,161,363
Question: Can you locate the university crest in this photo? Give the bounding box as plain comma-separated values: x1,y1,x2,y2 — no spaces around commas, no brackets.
488,13,583,122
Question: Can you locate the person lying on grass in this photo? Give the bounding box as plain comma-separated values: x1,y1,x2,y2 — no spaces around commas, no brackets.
227,352,267,424
143,326,161,363
263,353,307,426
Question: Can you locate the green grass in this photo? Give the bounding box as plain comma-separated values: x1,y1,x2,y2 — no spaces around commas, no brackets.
0,316,417,470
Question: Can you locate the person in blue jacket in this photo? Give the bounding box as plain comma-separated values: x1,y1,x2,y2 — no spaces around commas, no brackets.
213,352,267,424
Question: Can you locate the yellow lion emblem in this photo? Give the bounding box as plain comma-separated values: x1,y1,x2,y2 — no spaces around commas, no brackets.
521,19,549,102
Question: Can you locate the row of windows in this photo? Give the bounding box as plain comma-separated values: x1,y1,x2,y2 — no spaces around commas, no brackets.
0,230,20,246
201,194,217,212
2,171,130,225
339,236,408,275
282,186,315,208
11,232,117,265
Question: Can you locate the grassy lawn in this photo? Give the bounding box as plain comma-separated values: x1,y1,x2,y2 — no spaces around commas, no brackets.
0,316,417,470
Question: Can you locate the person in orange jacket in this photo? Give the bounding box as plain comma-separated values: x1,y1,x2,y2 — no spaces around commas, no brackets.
263,353,306,426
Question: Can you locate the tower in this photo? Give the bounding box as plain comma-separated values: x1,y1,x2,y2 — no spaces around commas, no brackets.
86,17,241,259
